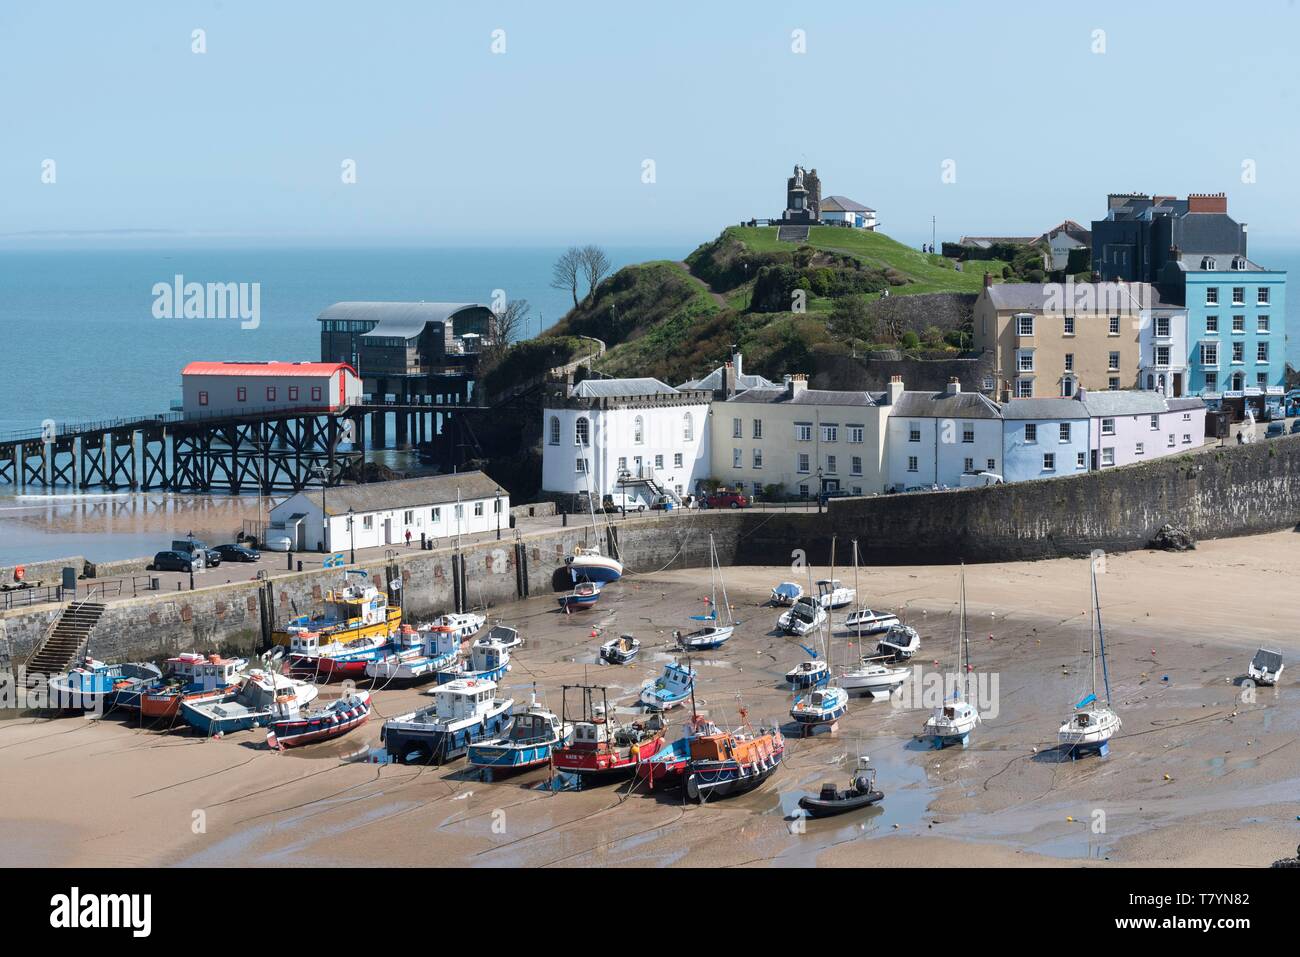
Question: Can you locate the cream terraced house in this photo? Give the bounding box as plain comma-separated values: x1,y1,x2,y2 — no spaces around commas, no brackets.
710,375,893,498
973,276,1149,399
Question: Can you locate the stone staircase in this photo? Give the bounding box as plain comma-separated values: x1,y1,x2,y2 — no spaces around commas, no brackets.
22,599,106,688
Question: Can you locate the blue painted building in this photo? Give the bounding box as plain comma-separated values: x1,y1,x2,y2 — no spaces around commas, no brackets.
1000,398,1091,482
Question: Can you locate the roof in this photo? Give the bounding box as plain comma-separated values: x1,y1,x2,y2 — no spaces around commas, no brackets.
316,301,493,340
728,387,882,407
960,235,1037,248
984,282,1152,313
182,361,356,378
1037,220,1092,244
282,471,504,517
679,365,778,393
891,390,1003,419
1078,391,1168,417
1166,397,1207,412
1001,398,1089,420
571,377,678,399
1171,254,1269,273
820,195,875,213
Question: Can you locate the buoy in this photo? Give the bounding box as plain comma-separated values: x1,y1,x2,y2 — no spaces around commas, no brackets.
1161,675,1169,682
1066,816,1074,822
1163,774,1171,781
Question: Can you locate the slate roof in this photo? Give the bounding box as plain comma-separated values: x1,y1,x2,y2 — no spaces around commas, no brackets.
316,302,493,340
679,365,777,393
303,471,503,516
1078,391,1168,417
728,388,882,407
572,377,678,398
1000,398,1089,420
821,195,876,213
891,390,1003,419
1166,397,1207,412
985,282,1152,312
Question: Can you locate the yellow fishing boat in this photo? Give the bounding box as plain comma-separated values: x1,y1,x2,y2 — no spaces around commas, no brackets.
272,571,401,648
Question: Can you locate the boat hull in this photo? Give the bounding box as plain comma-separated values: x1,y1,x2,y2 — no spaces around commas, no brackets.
567,556,622,583
553,734,665,781
267,696,372,750
684,745,785,802
140,683,237,720
381,709,512,765
798,788,883,819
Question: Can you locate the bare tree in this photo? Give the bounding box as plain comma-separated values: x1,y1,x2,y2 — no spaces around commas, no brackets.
490,298,531,349
551,248,583,309
578,245,611,300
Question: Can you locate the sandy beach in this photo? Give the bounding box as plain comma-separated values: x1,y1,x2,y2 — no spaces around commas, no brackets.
1,530,1297,868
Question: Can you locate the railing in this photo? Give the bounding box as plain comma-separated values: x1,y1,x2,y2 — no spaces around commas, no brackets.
0,404,352,445
0,584,64,610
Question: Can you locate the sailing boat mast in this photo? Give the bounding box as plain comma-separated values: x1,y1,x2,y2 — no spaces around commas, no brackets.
852,538,861,643
713,534,733,626
1094,564,1112,707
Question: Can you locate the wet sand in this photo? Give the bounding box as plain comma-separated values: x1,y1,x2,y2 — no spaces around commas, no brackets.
1,530,1297,867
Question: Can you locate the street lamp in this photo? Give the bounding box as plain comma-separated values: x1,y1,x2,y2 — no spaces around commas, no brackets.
347,507,356,565
311,465,329,553
816,467,824,514
495,486,503,541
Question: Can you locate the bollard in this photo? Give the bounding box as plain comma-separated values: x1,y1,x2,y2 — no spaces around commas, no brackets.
287,551,293,571
297,560,303,572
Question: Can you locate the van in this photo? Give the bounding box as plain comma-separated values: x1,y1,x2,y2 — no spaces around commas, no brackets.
958,471,1004,488
603,492,648,513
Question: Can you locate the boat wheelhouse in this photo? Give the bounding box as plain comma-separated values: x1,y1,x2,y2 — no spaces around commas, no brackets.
365,623,460,685
381,678,514,765
272,571,400,648
431,612,486,642
283,631,390,679
551,684,667,781
639,661,696,711
778,597,827,636
467,694,574,778
436,639,510,684
179,670,319,737
48,659,163,712
141,653,246,720
1248,648,1284,686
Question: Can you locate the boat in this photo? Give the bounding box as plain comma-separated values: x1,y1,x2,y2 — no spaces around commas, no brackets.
778,596,827,636
640,694,784,801
566,544,624,583
558,579,602,611
1057,561,1121,757
48,659,163,712
790,685,849,727
140,653,247,720
1247,648,1284,686
786,657,830,689
283,631,391,680
877,623,920,660
599,633,640,664
434,638,510,684
266,690,372,750
381,677,514,765
551,684,667,782
474,624,522,652
365,623,460,686
467,691,574,778
639,660,696,711
770,582,802,606
675,535,737,651
840,657,910,697
179,669,319,736
797,757,884,819
815,578,855,610
842,608,900,636
430,612,486,642
271,570,400,648
923,564,980,749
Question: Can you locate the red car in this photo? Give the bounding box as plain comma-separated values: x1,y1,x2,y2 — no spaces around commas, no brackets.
704,489,750,509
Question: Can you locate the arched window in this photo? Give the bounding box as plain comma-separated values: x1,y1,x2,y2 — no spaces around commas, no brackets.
575,417,590,446
549,416,560,445
1232,373,1244,390
633,416,644,444
683,412,693,442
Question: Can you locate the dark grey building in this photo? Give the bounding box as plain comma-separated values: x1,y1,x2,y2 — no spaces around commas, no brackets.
1091,193,1247,283
317,302,495,378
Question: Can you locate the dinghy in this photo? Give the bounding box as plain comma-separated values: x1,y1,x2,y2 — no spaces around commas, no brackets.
381,677,513,765
551,684,667,782
599,633,640,665
179,669,319,737
266,690,372,750
1248,648,1284,686
467,692,574,778
1058,561,1121,757
770,582,802,606
640,660,696,711
558,579,602,611
876,623,920,660
797,757,883,819
778,597,827,636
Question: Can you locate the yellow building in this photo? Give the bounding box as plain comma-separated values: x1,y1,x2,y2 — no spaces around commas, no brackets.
973,277,1149,399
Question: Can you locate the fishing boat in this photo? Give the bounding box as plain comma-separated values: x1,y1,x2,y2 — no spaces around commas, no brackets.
797,756,884,819
266,690,372,750
474,624,522,652
179,669,319,737
430,612,486,641
778,596,827,636
566,544,623,583
283,631,390,680
557,579,602,611
842,608,900,635
467,691,574,778
435,639,511,684
923,564,980,749
770,582,802,606
790,685,849,728
48,659,163,712
140,653,247,720
675,534,737,651
641,693,785,801
551,685,668,782
840,657,910,697
271,570,400,648
1247,648,1284,686
815,578,855,610
1058,561,1121,757
365,623,460,685
639,660,696,711
877,623,920,660
786,658,830,689
599,633,640,665
381,677,514,765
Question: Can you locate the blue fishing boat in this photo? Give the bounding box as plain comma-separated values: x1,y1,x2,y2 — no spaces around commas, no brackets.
434,639,510,685
557,580,602,611
179,670,319,736
266,690,372,750
639,660,696,711
786,657,830,689
365,623,461,685
790,685,849,727
381,677,514,765
467,692,574,779
48,659,163,712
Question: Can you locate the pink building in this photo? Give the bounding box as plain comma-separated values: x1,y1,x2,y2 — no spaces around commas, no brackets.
1077,388,1207,469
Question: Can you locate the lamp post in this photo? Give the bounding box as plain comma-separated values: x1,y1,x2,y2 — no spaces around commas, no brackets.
816,467,824,514
495,487,503,541
311,465,329,553
347,507,356,565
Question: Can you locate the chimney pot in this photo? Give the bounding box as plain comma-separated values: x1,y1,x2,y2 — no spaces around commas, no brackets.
983,272,992,289
946,377,961,396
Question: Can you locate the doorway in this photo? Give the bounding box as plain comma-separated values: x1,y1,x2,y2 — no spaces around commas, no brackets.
383,518,393,545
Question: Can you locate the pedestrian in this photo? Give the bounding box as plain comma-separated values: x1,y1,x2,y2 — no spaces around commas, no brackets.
405,528,412,548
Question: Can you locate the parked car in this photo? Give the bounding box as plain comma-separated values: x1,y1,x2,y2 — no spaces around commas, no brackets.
703,489,750,509
649,494,677,510
149,550,196,573
171,538,222,567
213,543,260,562
816,489,852,505
1290,420,1300,435
1266,421,1285,439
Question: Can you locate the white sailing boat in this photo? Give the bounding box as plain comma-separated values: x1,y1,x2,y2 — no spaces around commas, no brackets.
1058,560,1121,756
676,534,736,651
840,539,909,698
566,462,624,582
922,563,979,749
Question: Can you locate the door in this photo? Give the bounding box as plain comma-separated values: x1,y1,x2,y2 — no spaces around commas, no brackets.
1173,373,1183,397
383,518,393,545
633,456,642,477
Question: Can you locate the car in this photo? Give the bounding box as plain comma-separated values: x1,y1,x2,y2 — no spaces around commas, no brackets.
213,543,260,562
703,489,750,509
1290,420,1300,435
1265,422,1285,439
149,550,195,573
171,538,222,567
649,494,677,510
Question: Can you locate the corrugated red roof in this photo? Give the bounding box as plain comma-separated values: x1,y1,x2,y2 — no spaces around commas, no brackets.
182,361,358,378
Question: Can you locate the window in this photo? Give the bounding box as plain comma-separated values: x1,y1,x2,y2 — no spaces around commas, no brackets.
826,455,837,473
852,487,862,496
1108,377,1119,391
987,458,996,471
1149,414,1159,430
237,387,247,402
617,456,627,471
1256,372,1268,388
732,418,742,439
1155,316,1170,337
1134,442,1144,456
732,448,742,468
1017,350,1035,373
1183,434,1192,445
963,457,974,472
907,456,918,472
1182,412,1191,421
1205,372,1218,391
1101,447,1115,467
455,504,464,520
1109,316,1120,335
799,484,809,496
403,509,414,524
1015,379,1033,398
1155,345,1170,366
548,416,560,445
1206,315,1219,333
1017,314,1034,336
1232,341,1244,363
198,391,208,406
1064,353,1074,372
1043,452,1055,471
288,386,299,401
363,515,373,530
961,422,974,444
1167,433,1175,448
1108,351,1120,371
851,456,862,476
752,419,763,439
797,453,810,473
1259,315,1270,333
576,458,588,474
1060,378,1074,397
1059,423,1070,442
1064,316,1075,335
821,424,838,443
795,423,812,442
1232,314,1245,333
1205,287,1218,305
1257,342,1269,363
683,413,693,441
1201,342,1218,366
576,417,590,446
494,498,503,513
982,377,995,391
848,425,864,444
474,502,484,517
908,423,921,443
752,449,763,468
1258,287,1270,305
431,507,441,523
266,387,277,401
1101,418,1115,436
673,453,683,467
1076,451,1086,469
310,386,321,402
1024,424,1038,443
1232,287,1245,306
633,416,644,444
654,454,664,469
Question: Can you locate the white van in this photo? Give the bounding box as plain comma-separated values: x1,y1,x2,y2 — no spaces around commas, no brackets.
958,471,1004,488
603,491,648,513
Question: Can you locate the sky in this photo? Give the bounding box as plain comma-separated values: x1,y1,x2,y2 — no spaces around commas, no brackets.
3,0,1300,251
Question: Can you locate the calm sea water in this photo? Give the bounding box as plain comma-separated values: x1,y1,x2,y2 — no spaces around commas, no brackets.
0,244,684,436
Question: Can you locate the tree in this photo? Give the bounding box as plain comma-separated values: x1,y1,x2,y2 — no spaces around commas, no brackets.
827,294,877,346
551,248,583,309
578,245,611,300
489,298,531,351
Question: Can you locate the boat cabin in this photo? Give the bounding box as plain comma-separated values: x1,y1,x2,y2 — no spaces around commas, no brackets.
791,598,822,623
482,625,520,648
816,579,843,596
654,662,695,695
509,711,561,744
433,679,498,720
470,641,509,673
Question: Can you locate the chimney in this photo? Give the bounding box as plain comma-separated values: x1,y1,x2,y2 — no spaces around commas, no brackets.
722,361,736,399
1187,192,1227,214
1075,385,1087,402
887,374,904,405
732,350,744,382
787,373,808,398
945,377,961,396
983,271,992,289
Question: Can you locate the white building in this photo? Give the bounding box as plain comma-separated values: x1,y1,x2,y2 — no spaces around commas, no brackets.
1138,293,1190,398
541,377,712,504
885,379,1004,490
818,195,878,230
269,471,507,553
181,361,362,418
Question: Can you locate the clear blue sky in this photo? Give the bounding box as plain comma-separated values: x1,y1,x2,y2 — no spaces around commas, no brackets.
3,0,1300,250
